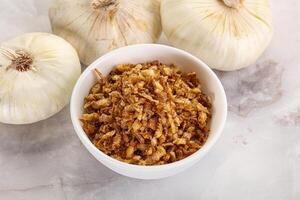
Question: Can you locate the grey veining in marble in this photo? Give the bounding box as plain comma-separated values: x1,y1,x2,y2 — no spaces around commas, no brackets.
0,0,300,199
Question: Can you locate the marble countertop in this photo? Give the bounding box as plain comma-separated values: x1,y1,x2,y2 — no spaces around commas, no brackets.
0,0,299,199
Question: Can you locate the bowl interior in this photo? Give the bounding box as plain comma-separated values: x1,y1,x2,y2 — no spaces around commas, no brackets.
71,44,227,170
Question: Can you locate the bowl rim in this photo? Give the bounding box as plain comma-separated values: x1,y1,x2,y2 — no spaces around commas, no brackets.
70,43,227,170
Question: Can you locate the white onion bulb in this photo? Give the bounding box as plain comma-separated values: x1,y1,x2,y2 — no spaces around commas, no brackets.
0,32,81,124
161,0,273,71
49,0,162,65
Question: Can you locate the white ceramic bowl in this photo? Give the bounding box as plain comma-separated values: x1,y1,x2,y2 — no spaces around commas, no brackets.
70,44,227,180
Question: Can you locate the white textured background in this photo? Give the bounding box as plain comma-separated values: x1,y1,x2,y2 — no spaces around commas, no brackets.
0,0,300,199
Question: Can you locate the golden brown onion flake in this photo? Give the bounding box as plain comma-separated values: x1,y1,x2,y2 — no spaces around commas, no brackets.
80,61,212,165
